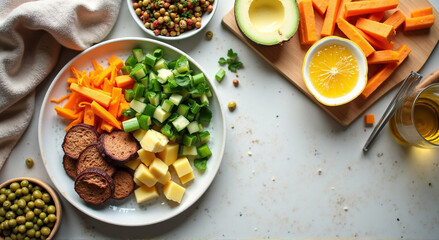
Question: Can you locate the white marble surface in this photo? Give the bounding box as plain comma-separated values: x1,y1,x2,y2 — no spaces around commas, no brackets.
1,0,439,238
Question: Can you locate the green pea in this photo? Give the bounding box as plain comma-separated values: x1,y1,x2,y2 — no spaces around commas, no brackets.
3,200,11,210
24,236,30,240
25,158,34,168
39,212,46,219
43,217,48,224
20,188,29,196
24,221,33,229
8,219,17,228
34,199,44,209
23,206,30,214
7,193,16,201
1,188,7,194
34,230,41,238
6,211,16,219
32,224,39,231
16,216,26,224
16,199,26,209
9,183,20,192
26,184,33,192
47,214,56,223
0,216,4,222
36,219,43,226
19,181,28,188
33,208,42,216
0,207,6,216
0,194,7,204
40,226,50,236
21,194,30,202
16,232,24,239
26,228,35,237
41,193,51,203
2,220,10,229
46,222,54,228
12,226,19,233
25,211,34,221
10,204,18,212
32,190,42,200
46,205,55,214
15,209,23,216
26,201,34,209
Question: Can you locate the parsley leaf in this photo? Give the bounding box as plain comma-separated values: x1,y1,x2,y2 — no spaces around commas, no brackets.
227,49,238,59
229,61,243,72
218,57,228,65
218,48,243,73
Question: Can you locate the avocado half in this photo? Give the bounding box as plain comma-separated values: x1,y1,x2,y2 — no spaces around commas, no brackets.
234,0,299,46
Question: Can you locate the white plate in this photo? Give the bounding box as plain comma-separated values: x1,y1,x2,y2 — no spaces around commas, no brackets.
38,37,226,226
126,0,218,40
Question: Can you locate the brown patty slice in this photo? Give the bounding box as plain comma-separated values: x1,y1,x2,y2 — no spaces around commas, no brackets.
63,155,77,179
62,124,99,159
112,169,135,200
98,130,139,165
76,143,116,177
74,168,114,205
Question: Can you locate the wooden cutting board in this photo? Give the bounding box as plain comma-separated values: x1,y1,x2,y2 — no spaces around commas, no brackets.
222,1,439,126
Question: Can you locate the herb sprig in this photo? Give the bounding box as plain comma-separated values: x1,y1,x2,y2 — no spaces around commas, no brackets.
218,49,243,72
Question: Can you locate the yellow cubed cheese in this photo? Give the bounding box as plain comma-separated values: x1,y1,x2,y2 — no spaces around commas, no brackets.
149,158,168,179
163,181,185,203
172,157,193,178
133,177,144,187
140,129,169,153
157,142,179,166
134,163,158,187
179,172,195,185
137,149,156,166
134,185,159,204
132,129,147,142
157,171,171,185
124,157,141,171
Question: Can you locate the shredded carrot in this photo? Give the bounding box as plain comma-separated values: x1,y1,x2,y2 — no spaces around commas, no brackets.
312,0,328,15
361,45,411,99
65,111,84,132
411,7,433,18
404,15,435,31
50,94,71,103
321,0,341,37
345,0,398,17
383,10,406,29
55,106,78,120
337,18,375,57
90,101,122,130
364,114,375,125
356,18,396,43
367,50,400,64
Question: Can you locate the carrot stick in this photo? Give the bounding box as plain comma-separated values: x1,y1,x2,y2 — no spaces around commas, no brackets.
298,0,318,45
357,29,394,50
368,12,385,22
92,60,103,72
67,77,77,84
411,7,433,18
69,82,112,108
95,66,113,87
364,114,375,125
65,111,84,132
383,10,406,29
83,105,96,127
102,79,113,93
118,102,131,118
337,18,375,56
321,0,341,37
108,56,124,70
345,0,398,17
367,50,400,64
356,18,396,43
90,101,122,130
63,92,79,109
50,94,71,103
55,106,78,120
312,0,328,15
115,75,135,88
404,15,435,31
336,0,351,21
361,45,411,99
100,121,114,133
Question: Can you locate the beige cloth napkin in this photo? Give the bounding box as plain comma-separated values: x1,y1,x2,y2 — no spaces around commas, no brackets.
0,0,122,170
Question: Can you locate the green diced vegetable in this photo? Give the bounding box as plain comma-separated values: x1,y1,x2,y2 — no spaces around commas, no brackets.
215,68,226,82
187,111,195,121
130,63,148,81
161,99,174,112
121,108,136,118
120,66,132,75
125,55,137,67
193,73,206,85
168,112,179,122
183,134,197,146
197,144,212,158
146,91,160,106
187,121,200,134
148,78,161,92
169,93,183,106
153,48,164,59
198,131,210,144
153,58,168,72
123,118,140,132
176,104,190,116
124,89,134,101
153,106,171,123
143,104,157,116
200,94,209,106
133,83,145,99
157,68,174,84
132,48,144,62
194,158,208,170
172,115,190,132
190,101,201,114
129,99,147,113
175,55,190,73
138,114,151,130
168,60,177,69
199,107,212,124
161,124,174,139
144,53,157,67
180,145,197,156
140,76,149,86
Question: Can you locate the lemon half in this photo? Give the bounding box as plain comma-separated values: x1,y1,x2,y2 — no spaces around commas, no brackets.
303,36,368,106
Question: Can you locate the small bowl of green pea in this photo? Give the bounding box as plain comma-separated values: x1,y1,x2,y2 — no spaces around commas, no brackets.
0,178,61,240
127,0,218,40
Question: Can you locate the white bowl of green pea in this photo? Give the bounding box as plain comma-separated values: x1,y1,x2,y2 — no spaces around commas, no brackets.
0,178,61,240
127,0,218,40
